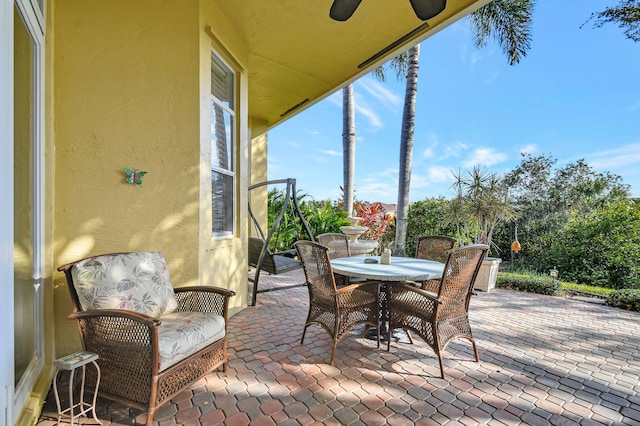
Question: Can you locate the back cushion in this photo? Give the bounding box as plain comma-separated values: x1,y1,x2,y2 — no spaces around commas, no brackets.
71,252,179,317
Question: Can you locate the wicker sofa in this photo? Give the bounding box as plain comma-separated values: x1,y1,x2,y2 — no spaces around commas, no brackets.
57,251,236,426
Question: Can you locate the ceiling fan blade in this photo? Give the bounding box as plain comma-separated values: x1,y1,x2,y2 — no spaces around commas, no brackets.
409,0,447,20
330,0,363,21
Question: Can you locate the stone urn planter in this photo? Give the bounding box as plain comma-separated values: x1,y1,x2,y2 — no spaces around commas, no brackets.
473,257,502,292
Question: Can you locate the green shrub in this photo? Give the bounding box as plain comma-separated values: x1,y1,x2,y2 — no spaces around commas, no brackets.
265,188,350,252
539,199,640,290
496,272,562,296
405,198,458,256
606,289,640,312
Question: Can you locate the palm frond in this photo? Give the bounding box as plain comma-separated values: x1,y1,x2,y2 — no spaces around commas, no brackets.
582,0,640,42
469,0,535,65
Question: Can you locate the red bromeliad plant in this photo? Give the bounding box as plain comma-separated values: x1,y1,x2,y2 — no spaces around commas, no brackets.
354,202,395,252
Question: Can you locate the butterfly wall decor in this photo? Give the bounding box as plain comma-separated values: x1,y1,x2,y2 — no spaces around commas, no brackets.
124,168,147,185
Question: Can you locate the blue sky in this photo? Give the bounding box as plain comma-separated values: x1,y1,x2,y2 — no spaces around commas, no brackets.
268,0,640,204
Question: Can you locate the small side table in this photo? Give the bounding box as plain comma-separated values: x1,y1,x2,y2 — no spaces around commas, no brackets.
53,351,102,425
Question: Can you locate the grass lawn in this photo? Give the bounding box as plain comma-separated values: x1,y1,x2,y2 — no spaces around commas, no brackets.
560,281,614,297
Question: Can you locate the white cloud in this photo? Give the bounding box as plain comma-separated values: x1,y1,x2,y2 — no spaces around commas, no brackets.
416,172,446,190
631,101,640,112
466,41,494,66
519,144,538,155
423,146,435,158
427,166,455,183
358,77,402,108
447,22,476,64
440,141,469,160
377,168,399,177
409,174,429,189
327,90,342,107
327,85,385,130
469,50,483,65
586,142,640,170
354,103,383,130
483,69,500,86
421,133,441,158
319,149,342,157
426,132,441,143
462,148,507,168
356,180,398,203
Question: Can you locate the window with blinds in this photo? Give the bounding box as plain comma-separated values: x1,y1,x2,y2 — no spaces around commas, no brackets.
210,51,235,238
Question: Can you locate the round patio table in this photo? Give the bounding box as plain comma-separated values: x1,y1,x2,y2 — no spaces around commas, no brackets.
330,256,444,282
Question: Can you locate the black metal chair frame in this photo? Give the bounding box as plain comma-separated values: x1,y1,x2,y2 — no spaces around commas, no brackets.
247,178,314,306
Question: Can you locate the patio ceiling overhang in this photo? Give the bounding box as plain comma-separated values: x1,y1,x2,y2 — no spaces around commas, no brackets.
212,0,490,129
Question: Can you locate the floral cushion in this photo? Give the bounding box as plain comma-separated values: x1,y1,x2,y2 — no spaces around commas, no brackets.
71,252,178,318
157,311,226,371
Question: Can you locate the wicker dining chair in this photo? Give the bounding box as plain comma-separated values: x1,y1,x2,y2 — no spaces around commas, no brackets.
415,235,457,293
387,244,489,378
294,240,380,364
317,233,353,287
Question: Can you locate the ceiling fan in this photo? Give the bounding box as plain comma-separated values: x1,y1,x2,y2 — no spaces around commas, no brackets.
330,0,447,21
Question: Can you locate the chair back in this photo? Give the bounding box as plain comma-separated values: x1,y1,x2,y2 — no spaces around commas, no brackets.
437,244,489,319
317,233,351,259
415,235,457,263
294,240,337,301
58,251,132,313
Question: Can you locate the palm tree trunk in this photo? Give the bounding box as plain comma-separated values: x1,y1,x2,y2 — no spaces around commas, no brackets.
342,84,356,215
393,45,420,257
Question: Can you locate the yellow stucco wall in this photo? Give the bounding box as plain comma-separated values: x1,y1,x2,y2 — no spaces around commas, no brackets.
52,0,250,355
249,122,269,237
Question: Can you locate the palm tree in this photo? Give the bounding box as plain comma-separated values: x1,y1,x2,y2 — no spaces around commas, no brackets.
341,63,400,215
450,165,518,252
342,84,356,215
392,0,535,256
393,45,420,256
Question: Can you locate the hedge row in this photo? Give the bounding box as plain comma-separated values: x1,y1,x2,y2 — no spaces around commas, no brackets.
496,273,563,296
606,289,640,312
495,272,640,313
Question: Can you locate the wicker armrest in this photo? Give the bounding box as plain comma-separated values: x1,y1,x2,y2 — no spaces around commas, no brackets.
69,309,160,381
336,280,380,295
69,308,161,326
390,281,441,304
173,286,236,316
69,310,161,346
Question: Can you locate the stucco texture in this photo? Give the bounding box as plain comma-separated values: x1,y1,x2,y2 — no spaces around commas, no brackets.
52,0,246,355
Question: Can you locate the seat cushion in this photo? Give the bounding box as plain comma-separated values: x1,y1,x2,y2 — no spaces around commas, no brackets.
71,251,178,317
157,311,226,371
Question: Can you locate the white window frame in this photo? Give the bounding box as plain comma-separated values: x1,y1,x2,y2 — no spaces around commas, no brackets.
12,0,45,422
0,1,13,422
210,50,236,238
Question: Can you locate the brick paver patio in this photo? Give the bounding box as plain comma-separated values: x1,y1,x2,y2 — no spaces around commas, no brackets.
38,269,640,425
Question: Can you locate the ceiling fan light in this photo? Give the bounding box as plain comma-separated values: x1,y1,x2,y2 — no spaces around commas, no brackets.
409,0,447,20
330,0,363,21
